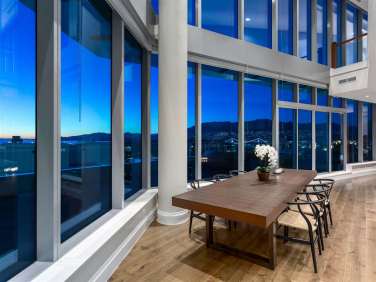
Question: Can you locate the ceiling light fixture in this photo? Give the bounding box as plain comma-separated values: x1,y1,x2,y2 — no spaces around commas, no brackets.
245,17,251,22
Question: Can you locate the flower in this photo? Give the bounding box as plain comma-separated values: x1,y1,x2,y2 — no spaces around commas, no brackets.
254,145,278,171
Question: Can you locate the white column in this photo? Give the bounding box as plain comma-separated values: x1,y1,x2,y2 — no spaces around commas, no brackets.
157,0,188,225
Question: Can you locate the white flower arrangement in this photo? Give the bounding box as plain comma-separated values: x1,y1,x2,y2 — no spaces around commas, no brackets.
254,145,278,172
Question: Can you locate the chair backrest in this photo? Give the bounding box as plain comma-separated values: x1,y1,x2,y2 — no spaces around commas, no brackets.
307,179,334,199
190,179,215,190
288,196,326,231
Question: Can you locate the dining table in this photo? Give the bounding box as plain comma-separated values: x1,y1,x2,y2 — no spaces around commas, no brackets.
172,169,317,269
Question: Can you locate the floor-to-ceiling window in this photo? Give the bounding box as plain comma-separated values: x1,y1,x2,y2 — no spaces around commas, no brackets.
347,99,358,163
317,89,329,106
187,63,196,181
332,0,342,67
151,54,158,187
278,0,294,55
244,75,273,171
0,1,36,279
317,0,328,65
279,108,297,168
151,0,196,25
244,0,272,48
201,66,238,178
332,112,344,171
363,102,373,161
316,112,329,172
299,0,312,60
298,110,312,169
346,3,358,65
124,30,142,199
61,0,112,241
202,0,238,38
362,14,368,61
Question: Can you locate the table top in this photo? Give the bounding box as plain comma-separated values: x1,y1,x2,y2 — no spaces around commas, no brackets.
172,169,317,228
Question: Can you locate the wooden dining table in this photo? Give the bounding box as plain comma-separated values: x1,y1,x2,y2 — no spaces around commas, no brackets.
172,169,317,270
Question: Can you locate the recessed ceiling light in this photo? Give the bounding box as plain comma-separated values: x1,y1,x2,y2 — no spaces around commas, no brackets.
245,17,251,22
365,95,370,98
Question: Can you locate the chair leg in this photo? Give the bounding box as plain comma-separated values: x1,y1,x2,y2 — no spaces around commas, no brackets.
189,211,193,234
322,210,329,237
317,230,322,256
327,203,333,226
318,218,325,251
283,226,289,243
309,230,318,273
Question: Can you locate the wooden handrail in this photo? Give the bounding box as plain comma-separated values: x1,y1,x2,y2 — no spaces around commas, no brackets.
331,33,368,68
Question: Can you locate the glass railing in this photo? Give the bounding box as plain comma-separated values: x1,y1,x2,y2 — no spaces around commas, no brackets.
331,33,368,68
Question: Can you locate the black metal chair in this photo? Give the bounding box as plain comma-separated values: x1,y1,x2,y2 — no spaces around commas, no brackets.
310,178,335,226
188,179,215,235
277,194,326,273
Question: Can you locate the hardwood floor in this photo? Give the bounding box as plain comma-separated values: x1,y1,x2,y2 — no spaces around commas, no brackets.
110,176,376,282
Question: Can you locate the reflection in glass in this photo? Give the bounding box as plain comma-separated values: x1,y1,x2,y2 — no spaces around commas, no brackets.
317,89,329,106
279,108,297,168
278,81,295,102
317,0,328,65
346,4,358,65
332,97,343,108
332,0,342,67
363,103,373,161
362,14,368,61
124,30,142,199
202,0,238,38
332,113,344,171
299,85,312,104
0,1,36,279
201,66,238,178
298,110,312,170
244,75,273,171
188,63,196,181
278,0,294,54
299,0,312,60
151,54,158,187
61,0,112,241
244,0,272,48
347,99,358,163
316,112,329,172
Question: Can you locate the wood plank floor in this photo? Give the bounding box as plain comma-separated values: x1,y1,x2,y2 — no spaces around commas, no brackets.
110,175,376,282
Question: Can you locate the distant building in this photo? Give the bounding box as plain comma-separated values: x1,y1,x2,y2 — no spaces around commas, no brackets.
11,136,23,144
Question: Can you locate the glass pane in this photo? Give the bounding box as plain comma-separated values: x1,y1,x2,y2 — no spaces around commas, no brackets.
363,103,373,161
298,110,312,170
61,0,112,241
244,0,272,48
299,0,312,60
317,88,329,106
332,0,342,67
202,0,238,38
124,30,142,199
346,4,358,65
362,14,368,61
244,75,273,171
332,113,344,171
278,0,294,54
299,85,312,104
151,54,158,187
347,100,358,163
188,0,196,25
332,97,343,108
188,63,196,181
202,66,238,178
317,0,328,65
316,112,329,172
279,108,297,168
278,81,295,102
0,1,36,279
